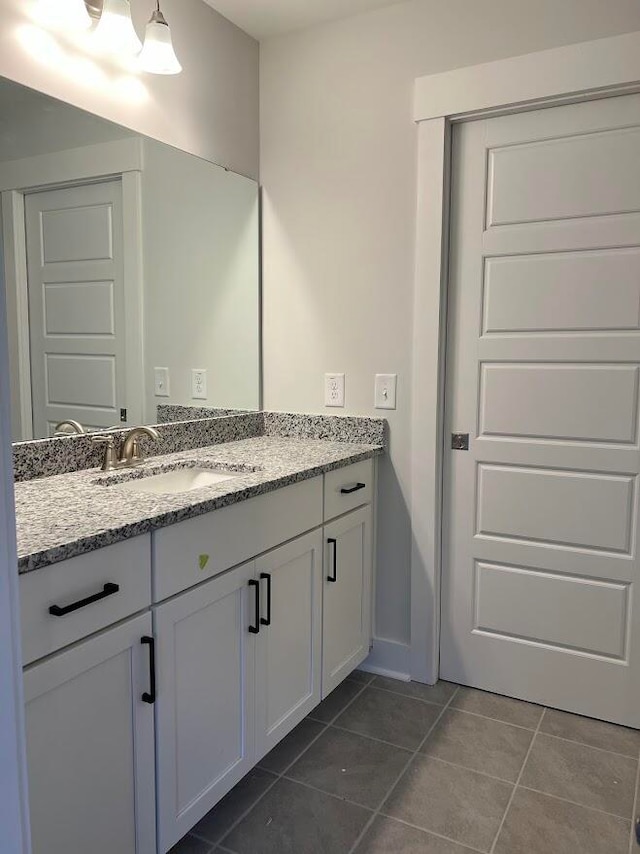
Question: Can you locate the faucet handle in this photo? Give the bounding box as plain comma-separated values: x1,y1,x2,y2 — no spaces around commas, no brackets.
91,434,118,472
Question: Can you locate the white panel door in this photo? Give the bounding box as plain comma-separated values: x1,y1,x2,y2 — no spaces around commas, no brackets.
24,612,156,854
323,506,373,697
24,180,127,436
443,93,640,726
154,561,256,853
255,531,323,762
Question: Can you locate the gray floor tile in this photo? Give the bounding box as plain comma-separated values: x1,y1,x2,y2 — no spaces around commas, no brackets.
451,687,543,729
540,708,640,758
381,754,513,852
494,787,630,854
335,687,442,750
258,719,326,774
191,768,278,844
222,777,371,854
286,727,411,808
170,835,214,854
348,670,375,685
421,708,534,782
307,680,363,723
520,733,637,818
373,677,458,706
354,816,477,853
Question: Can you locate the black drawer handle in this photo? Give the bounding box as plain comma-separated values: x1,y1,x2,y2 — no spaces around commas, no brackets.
340,483,366,495
260,573,272,626
141,636,156,704
327,538,338,583
48,582,120,617
248,579,260,634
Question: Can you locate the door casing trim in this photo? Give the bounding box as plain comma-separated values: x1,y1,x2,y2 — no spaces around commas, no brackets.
410,29,640,683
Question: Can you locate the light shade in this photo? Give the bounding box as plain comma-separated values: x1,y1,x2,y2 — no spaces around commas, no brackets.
139,9,182,75
94,0,141,56
37,0,92,31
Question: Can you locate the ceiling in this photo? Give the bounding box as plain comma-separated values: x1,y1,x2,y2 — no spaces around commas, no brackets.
203,0,407,40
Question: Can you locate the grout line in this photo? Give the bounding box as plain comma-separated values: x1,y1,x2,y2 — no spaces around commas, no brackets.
276,774,378,812
368,814,486,854
345,685,461,854
488,705,545,854
534,730,640,762
363,681,454,708
306,680,369,727
518,784,635,823
404,754,518,787
445,704,543,732
328,722,423,753
629,758,640,854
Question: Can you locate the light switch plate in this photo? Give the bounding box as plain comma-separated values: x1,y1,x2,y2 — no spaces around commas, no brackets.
375,374,397,409
325,373,345,407
154,367,170,398
192,369,207,400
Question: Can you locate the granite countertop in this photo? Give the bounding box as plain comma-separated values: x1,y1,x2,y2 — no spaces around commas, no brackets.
15,435,383,574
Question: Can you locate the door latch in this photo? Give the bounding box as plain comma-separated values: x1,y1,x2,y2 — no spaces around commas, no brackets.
451,433,470,451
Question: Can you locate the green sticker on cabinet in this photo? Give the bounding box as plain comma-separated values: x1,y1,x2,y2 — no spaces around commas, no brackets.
199,554,210,571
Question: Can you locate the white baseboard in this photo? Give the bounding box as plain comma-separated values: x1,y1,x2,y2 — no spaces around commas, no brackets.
359,638,411,681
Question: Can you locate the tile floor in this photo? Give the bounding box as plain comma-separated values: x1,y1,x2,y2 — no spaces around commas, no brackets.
170,672,640,854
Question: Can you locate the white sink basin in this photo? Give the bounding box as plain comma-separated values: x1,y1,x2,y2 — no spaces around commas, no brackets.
119,467,238,495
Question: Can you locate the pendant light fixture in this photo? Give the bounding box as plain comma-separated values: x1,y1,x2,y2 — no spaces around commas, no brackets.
94,0,142,56
38,0,92,31
139,2,182,75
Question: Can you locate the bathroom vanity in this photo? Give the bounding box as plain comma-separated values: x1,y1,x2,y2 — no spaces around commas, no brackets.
15,426,382,854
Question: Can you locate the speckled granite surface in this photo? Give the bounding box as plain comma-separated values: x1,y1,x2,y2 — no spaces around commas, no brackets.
156,405,250,423
15,436,383,573
13,411,387,482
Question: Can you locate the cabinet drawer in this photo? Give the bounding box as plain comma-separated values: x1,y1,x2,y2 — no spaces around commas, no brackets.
20,536,152,666
324,460,373,521
153,476,324,601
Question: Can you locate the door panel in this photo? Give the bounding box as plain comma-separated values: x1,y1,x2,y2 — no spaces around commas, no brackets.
25,181,127,436
255,531,323,761
24,612,156,854
154,561,256,853
443,93,640,726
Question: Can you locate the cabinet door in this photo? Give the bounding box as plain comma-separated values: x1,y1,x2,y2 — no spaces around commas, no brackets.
155,561,256,853
255,531,323,761
24,612,156,854
323,506,373,697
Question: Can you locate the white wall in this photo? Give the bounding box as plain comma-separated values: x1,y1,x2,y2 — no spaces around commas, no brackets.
142,138,260,417
260,0,640,649
0,0,259,179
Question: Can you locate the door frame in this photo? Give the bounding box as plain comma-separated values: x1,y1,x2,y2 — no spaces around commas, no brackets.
410,29,640,684
0,138,145,439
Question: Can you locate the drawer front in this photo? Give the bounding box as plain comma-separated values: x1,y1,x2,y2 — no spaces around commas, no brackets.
153,476,324,601
324,460,374,521
20,535,152,666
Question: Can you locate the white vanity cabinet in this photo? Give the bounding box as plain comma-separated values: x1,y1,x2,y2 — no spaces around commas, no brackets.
322,505,373,697
23,605,156,854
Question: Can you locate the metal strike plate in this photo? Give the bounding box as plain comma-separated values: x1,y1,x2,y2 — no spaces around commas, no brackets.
451,433,470,451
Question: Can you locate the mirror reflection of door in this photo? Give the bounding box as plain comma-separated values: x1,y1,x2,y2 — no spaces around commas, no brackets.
24,180,127,438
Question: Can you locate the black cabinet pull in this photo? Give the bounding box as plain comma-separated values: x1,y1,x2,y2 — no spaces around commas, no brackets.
327,538,338,583
141,636,156,704
248,579,260,634
340,483,366,495
49,582,120,617
260,573,272,626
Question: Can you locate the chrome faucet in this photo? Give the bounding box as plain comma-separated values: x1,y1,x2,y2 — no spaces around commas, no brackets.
92,426,162,472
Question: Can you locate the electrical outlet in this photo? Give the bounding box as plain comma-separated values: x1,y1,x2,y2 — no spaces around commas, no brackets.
375,374,397,409
325,373,345,407
192,369,207,400
154,367,170,397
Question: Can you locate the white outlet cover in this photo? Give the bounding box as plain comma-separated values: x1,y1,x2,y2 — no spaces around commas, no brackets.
325,373,345,408
192,369,207,400
154,367,170,397
375,374,397,410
